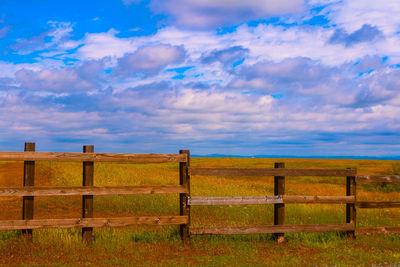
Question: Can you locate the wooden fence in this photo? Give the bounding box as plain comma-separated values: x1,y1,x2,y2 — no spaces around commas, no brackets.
0,143,190,243
0,143,399,244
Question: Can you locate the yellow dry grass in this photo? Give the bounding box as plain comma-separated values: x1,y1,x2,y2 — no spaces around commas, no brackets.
0,157,399,266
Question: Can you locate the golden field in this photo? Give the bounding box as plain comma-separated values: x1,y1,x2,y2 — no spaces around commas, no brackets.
0,157,399,266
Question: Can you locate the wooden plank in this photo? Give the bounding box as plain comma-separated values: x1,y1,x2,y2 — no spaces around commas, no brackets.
274,162,285,243
82,145,94,243
0,185,188,197
189,167,355,177
356,175,400,183
179,150,190,245
22,142,35,240
188,195,355,206
0,216,189,230
0,151,187,163
356,202,400,209
356,227,400,236
190,223,355,235
189,196,282,205
284,195,355,204
346,171,356,239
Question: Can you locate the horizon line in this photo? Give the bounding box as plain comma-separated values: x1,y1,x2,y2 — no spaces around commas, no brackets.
192,154,400,160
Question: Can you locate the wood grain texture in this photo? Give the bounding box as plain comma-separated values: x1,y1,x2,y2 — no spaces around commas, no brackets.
190,223,355,235
82,145,94,243
179,150,190,245
189,167,355,177
356,201,400,208
188,195,355,206
356,175,400,183
0,185,188,197
0,216,189,230
0,152,187,163
274,162,285,243
346,172,356,239
22,142,35,240
356,227,400,236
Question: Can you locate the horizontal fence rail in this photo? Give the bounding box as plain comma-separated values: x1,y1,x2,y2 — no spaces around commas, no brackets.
0,216,189,230
190,223,355,235
0,185,188,197
189,167,356,177
0,151,187,163
188,195,355,206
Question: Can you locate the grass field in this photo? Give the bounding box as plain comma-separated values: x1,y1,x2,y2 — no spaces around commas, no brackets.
0,158,399,266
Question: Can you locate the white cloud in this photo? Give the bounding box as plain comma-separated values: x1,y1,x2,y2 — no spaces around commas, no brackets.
149,23,397,67
114,44,186,76
165,89,274,113
323,0,400,34
0,62,40,79
16,68,92,91
46,21,74,44
0,96,103,138
14,60,105,92
77,29,141,60
11,21,77,56
74,19,397,82
150,0,304,28
2,79,400,154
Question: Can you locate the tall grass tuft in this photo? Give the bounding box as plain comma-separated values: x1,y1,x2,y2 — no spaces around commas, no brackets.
392,162,400,175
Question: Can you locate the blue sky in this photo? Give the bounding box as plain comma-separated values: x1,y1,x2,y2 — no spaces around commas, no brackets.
1,0,400,157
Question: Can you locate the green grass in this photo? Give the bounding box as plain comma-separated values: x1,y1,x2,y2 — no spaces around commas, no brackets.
0,158,399,265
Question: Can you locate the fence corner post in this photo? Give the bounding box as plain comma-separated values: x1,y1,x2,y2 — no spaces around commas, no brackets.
82,145,94,243
274,162,285,243
346,168,356,239
179,150,190,245
22,142,35,241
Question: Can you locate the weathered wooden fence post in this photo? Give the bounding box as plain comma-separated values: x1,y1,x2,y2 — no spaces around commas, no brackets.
82,145,94,243
346,168,356,239
22,142,35,241
274,162,285,243
179,150,190,245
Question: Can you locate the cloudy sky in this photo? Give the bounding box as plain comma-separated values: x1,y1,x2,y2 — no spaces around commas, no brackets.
0,0,400,157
